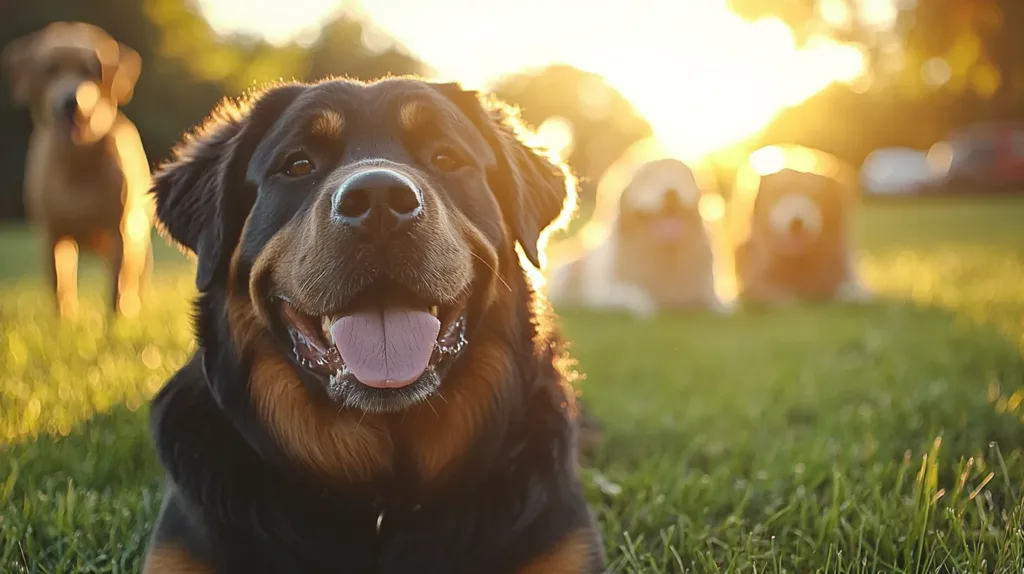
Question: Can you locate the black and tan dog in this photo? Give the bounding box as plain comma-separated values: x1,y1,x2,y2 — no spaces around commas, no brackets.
143,77,605,573
730,144,871,306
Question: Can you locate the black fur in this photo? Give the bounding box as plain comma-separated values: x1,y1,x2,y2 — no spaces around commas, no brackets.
146,77,603,573
433,84,570,270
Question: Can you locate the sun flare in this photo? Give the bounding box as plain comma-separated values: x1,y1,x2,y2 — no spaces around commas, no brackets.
198,0,867,162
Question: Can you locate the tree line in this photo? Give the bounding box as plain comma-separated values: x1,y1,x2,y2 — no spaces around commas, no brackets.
3,0,1021,220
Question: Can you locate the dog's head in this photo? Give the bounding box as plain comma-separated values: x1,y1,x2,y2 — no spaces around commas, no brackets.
617,158,706,248
153,78,574,415
751,168,852,256
2,22,141,144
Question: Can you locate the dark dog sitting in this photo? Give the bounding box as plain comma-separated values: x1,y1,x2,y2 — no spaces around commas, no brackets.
730,145,871,307
143,78,605,573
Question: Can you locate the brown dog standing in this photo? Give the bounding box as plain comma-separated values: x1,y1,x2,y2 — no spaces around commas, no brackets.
3,22,153,318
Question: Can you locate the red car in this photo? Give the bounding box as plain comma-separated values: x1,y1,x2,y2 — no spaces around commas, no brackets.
942,122,1024,192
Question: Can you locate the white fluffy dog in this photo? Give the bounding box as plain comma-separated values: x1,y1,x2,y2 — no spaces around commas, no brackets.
546,157,727,317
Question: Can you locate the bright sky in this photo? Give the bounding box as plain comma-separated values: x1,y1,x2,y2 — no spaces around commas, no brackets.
196,0,892,162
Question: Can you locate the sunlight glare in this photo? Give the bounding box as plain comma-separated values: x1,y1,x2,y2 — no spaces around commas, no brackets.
197,0,342,45
749,146,788,176
197,0,870,160
926,141,954,177
358,0,868,161
535,116,575,163
699,193,727,224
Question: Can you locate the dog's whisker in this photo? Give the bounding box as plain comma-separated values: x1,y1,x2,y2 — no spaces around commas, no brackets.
471,252,511,292
425,397,440,419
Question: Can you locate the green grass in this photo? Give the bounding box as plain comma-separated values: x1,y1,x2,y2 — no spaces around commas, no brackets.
2,197,1024,572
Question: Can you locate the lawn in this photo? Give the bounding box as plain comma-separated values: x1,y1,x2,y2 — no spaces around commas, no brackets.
1,197,1023,572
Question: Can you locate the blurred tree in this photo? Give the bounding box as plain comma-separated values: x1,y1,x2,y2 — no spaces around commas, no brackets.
491,65,652,204
729,0,821,42
727,0,1024,176
899,0,1024,118
731,0,1024,107
306,17,427,82
758,84,957,168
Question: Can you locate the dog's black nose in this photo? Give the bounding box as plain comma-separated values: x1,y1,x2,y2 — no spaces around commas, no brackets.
788,217,805,235
661,189,683,214
61,96,78,120
333,168,423,236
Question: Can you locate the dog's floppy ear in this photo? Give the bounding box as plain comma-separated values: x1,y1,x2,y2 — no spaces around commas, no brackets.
101,40,141,105
153,84,304,291
152,103,245,292
434,83,577,270
2,31,38,106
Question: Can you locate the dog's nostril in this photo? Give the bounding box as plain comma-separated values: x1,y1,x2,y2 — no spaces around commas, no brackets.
333,168,423,231
62,97,78,118
388,185,420,217
337,188,372,220
661,190,683,214
789,217,805,235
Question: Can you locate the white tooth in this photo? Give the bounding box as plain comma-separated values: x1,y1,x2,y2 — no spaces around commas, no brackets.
429,305,439,317
322,316,334,343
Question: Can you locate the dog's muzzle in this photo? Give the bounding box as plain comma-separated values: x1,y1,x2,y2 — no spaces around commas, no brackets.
332,166,424,240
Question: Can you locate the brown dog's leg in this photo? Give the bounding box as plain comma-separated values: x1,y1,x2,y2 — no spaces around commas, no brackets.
50,236,79,319
42,234,59,313
140,238,154,293
115,229,149,318
106,231,131,317
114,209,153,318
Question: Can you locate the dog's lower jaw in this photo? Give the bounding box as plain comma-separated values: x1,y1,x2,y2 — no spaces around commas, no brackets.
326,365,443,414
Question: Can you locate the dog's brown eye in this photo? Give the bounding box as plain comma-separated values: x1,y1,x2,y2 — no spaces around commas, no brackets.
430,149,464,173
282,152,315,177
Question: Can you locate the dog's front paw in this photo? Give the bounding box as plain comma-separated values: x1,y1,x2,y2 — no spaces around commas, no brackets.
621,288,657,319
705,294,736,315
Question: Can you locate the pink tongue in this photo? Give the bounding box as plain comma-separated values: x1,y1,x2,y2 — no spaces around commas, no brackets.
329,308,441,389
652,218,686,240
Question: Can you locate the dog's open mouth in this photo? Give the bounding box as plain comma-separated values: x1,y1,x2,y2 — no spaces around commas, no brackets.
272,288,468,411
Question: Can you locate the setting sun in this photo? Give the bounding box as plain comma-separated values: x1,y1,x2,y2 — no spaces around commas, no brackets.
198,0,867,162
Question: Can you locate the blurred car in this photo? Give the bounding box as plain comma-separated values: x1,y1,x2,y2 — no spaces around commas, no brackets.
936,122,1024,192
860,146,943,196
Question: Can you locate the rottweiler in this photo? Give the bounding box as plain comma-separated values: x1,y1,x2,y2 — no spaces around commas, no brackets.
142,77,606,573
